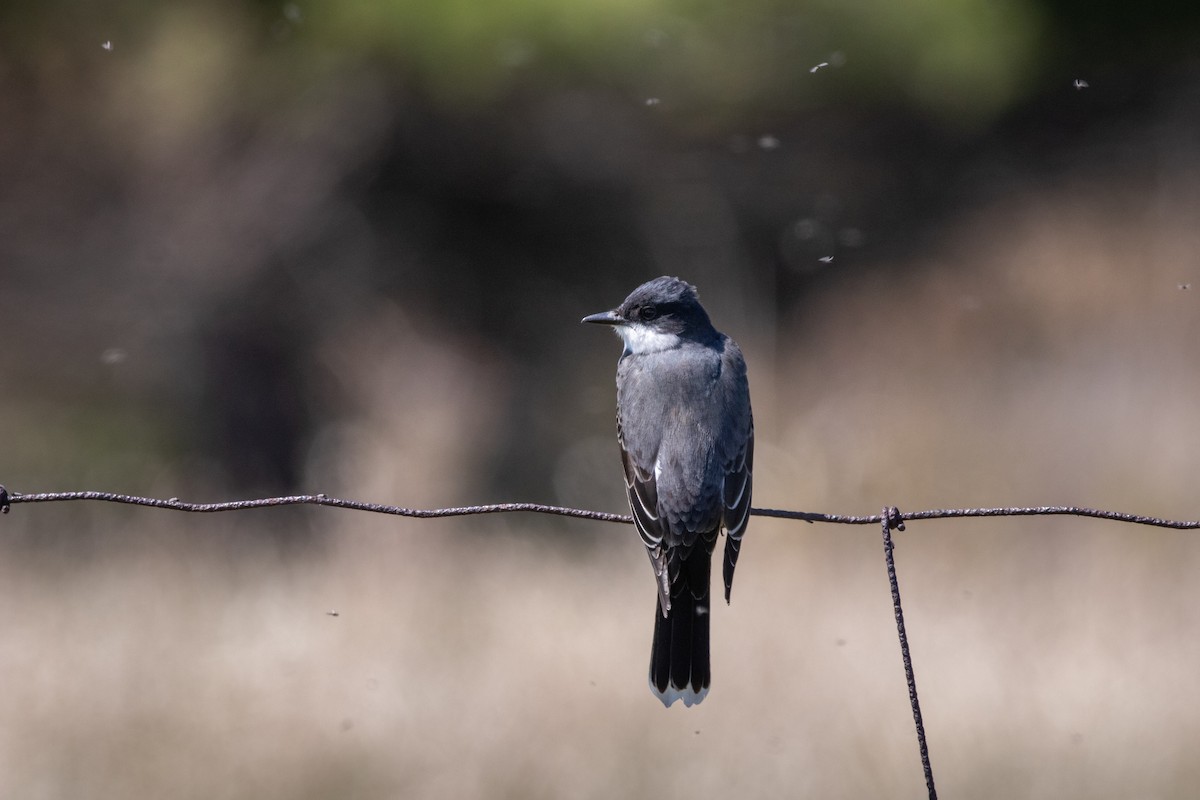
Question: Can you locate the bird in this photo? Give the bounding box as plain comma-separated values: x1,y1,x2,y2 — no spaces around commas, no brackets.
582,276,753,707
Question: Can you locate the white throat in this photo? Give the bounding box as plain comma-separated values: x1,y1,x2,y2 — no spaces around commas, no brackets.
617,323,681,355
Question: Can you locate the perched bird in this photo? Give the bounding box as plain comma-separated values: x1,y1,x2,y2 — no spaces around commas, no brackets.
583,276,754,707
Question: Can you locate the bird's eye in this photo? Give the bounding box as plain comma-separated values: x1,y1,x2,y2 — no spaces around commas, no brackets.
640,306,658,321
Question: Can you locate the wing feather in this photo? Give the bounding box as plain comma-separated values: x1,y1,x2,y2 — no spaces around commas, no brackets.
620,442,672,613
722,424,753,603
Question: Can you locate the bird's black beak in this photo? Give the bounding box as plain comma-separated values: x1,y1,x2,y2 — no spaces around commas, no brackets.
581,309,622,325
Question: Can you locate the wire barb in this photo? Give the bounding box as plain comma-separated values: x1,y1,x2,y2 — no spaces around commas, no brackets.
884,505,905,531
881,507,937,800
0,485,8,514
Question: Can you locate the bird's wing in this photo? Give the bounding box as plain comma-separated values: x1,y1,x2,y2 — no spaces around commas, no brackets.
722,419,753,603
620,445,672,612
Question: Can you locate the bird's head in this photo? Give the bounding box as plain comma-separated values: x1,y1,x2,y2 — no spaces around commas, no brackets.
582,276,717,355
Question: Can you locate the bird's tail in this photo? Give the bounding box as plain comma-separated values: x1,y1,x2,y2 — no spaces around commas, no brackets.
648,554,711,708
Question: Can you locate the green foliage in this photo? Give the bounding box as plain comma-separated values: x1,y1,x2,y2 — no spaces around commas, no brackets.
305,0,1045,126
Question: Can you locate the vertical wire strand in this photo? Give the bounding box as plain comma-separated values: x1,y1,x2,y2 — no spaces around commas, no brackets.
881,507,937,800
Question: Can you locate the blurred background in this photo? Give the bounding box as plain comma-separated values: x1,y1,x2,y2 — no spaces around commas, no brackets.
3,0,1200,797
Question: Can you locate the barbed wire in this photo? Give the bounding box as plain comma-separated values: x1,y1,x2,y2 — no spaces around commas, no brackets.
0,486,633,522
6,482,1199,800
3,485,1198,530
880,507,936,799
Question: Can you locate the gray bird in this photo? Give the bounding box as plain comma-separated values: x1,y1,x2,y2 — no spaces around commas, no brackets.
583,276,754,707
